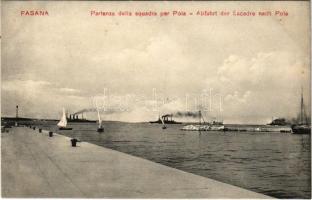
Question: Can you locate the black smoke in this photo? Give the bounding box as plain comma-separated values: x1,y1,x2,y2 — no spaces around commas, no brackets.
73,108,96,115
73,108,122,115
173,111,201,118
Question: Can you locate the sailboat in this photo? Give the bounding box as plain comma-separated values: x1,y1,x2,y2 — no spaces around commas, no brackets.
160,116,167,129
57,108,73,130
291,88,311,134
96,108,104,132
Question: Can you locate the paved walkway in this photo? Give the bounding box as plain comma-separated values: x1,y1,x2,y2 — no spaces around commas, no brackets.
2,127,272,198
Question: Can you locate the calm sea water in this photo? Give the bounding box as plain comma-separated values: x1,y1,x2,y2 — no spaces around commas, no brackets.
35,121,310,198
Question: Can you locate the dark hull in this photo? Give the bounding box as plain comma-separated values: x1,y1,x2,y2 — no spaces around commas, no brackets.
59,127,73,130
149,120,182,124
67,119,96,123
97,128,104,132
292,125,311,134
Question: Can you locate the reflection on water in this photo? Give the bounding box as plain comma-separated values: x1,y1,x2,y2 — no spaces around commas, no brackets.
37,121,310,199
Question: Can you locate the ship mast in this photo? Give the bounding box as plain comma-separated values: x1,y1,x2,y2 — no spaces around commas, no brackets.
300,86,306,124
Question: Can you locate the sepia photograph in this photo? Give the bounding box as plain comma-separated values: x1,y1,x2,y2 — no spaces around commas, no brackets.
1,1,311,199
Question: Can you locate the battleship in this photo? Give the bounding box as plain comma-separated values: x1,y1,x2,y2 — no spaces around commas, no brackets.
67,113,96,123
149,114,182,124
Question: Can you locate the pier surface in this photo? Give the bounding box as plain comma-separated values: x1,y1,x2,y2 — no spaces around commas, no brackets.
2,127,272,198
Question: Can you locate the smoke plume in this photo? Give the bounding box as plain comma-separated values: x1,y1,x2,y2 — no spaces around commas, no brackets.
73,108,122,115
173,111,201,118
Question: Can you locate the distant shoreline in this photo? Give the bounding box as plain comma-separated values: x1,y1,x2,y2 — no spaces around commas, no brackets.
1,116,294,126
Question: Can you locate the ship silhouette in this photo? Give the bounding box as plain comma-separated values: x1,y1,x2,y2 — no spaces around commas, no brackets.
67,113,96,123
149,114,182,124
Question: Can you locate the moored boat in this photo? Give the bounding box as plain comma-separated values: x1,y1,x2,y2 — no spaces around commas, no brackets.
292,124,311,134
291,88,311,134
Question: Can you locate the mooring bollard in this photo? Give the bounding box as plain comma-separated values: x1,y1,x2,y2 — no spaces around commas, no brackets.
39,128,42,133
70,138,80,147
49,131,53,137
33,127,36,130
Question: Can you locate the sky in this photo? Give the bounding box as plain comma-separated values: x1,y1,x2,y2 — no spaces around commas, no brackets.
2,1,310,124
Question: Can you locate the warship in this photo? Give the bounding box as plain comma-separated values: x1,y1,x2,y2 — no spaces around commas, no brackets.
268,118,289,126
149,114,182,124
67,113,96,123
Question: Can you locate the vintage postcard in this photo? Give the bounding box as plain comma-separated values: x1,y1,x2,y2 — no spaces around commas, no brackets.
1,1,311,199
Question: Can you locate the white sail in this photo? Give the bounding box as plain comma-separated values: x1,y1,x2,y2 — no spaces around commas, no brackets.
97,108,102,128
160,116,165,125
160,115,166,129
57,108,67,128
